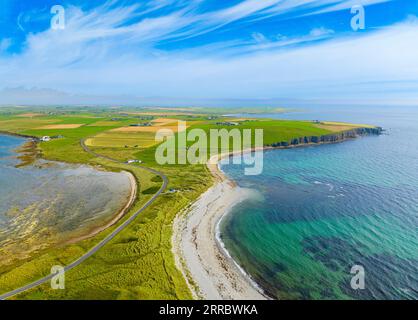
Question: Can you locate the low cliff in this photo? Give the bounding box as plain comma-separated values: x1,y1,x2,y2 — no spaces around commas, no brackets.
270,127,383,148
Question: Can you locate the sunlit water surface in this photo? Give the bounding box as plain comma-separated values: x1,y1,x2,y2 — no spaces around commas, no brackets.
220,106,418,300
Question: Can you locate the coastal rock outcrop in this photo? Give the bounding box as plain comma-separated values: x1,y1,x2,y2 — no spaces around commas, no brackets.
270,127,383,148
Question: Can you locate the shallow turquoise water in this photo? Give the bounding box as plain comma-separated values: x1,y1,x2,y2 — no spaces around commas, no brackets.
220,106,418,300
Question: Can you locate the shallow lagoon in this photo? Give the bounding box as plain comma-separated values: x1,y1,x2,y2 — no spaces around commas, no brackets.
0,134,132,266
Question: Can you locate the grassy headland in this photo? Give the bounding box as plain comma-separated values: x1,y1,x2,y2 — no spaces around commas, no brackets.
0,106,379,299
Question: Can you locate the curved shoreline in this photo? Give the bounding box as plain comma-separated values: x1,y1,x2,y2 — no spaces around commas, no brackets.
173,127,383,300
65,171,138,244
213,173,270,299
172,181,268,300
0,132,138,255
0,138,168,300
0,130,39,140
172,151,269,300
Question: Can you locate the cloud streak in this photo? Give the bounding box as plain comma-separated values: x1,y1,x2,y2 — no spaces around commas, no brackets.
0,0,416,105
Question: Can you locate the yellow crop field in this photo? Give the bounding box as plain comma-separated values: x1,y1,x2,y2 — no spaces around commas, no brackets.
85,131,159,148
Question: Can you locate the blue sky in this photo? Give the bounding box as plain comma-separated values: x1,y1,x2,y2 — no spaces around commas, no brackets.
0,0,417,106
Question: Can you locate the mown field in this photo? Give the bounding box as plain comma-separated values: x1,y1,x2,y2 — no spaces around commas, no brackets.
0,107,359,299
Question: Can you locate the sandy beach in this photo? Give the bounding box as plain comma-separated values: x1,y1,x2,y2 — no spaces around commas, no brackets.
172,152,268,300
172,132,380,300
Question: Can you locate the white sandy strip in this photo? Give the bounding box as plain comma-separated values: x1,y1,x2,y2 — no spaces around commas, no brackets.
173,153,268,300
172,134,375,299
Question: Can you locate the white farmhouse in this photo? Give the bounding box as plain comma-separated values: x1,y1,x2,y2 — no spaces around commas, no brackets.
126,159,142,164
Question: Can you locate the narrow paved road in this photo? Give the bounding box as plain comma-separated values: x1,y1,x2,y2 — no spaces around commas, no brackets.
0,139,168,300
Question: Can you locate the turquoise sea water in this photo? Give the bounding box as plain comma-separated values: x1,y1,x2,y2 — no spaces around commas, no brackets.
220,106,418,300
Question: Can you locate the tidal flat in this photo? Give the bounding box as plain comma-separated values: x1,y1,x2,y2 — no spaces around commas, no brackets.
0,134,133,267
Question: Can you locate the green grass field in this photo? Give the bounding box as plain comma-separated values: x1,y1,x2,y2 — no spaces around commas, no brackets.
0,107,364,299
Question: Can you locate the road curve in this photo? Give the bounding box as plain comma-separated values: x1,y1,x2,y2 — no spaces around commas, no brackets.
0,139,168,300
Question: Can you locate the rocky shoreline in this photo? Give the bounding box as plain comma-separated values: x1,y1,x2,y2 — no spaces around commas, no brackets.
270,127,383,148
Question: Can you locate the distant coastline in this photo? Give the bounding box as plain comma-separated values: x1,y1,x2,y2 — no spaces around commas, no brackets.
0,130,38,140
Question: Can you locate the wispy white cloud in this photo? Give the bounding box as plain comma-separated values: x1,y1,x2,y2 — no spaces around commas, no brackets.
0,39,11,53
11,0,395,55
0,0,415,105
241,0,391,22
306,0,392,16
252,32,268,43
309,27,334,37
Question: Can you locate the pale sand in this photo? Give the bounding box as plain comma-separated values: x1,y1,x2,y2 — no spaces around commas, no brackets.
172,131,376,300
172,152,269,300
